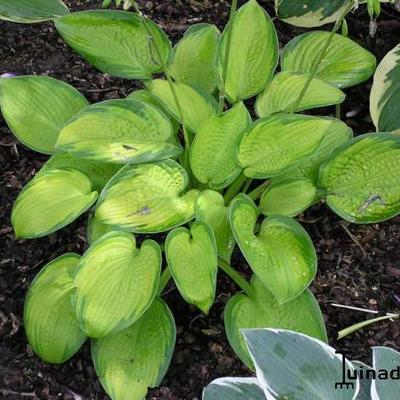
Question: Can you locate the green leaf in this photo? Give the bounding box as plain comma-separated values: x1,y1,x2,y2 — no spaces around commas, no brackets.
255,71,345,118
225,276,327,369
275,0,349,28
195,190,235,263
55,10,172,80
24,253,86,364
319,133,400,223
74,232,161,338
39,152,121,192
57,99,181,164
0,76,88,154
203,378,265,400
150,79,218,132
0,0,69,23
166,222,218,313
170,23,220,94
218,0,278,103
191,102,251,189
87,213,117,245
238,114,337,179
95,160,199,233
281,31,376,88
230,195,316,304
12,168,98,239
260,177,318,217
370,44,400,132
92,298,176,400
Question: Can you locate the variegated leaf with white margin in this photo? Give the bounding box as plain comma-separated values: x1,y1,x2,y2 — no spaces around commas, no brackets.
243,329,359,400
202,377,265,400
95,160,199,233
73,231,161,338
12,168,98,239
370,44,400,132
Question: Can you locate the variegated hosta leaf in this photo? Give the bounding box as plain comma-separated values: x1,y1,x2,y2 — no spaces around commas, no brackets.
95,160,199,233
218,0,278,103
203,378,265,400
0,0,69,23
260,177,318,217
243,329,358,400
166,222,218,313
370,44,400,132
92,298,176,400
0,75,88,154
191,102,251,189
170,23,220,94
55,10,172,80
24,253,86,364
225,276,327,369
353,361,372,400
39,152,121,192
87,213,116,245
281,31,376,88
195,190,235,263
238,114,337,179
12,169,98,239
57,99,181,164
275,0,350,28
230,195,316,304
74,232,161,338
150,79,218,133
319,133,400,223
255,71,345,118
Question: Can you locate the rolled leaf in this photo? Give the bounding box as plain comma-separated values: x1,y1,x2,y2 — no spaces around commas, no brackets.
281,31,376,88
12,168,98,239
230,195,316,304
24,253,86,364
74,232,161,338
166,221,218,313
0,0,69,23
87,213,116,245
95,160,199,233
225,276,327,369
195,190,235,263
55,10,172,80
150,79,218,132
0,75,88,154
57,99,181,164
319,133,400,223
203,378,265,400
370,44,400,132
92,299,176,400
218,0,278,103
170,23,220,94
238,114,336,179
191,102,251,189
255,71,345,118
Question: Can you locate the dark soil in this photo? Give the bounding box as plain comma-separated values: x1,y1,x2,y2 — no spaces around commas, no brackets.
1,1,400,399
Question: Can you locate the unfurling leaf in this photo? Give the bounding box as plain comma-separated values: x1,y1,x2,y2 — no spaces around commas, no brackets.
282,31,376,88
191,102,251,189
150,79,218,132
57,99,181,164
195,190,235,263
92,299,176,400
230,195,316,304
74,232,161,338
0,76,88,154
12,169,98,239
95,160,199,233
256,71,345,118
24,254,86,363
170,23,220,94
319,133,400,223
225,276,327,369
166,222,218,313
55,10,172,79
203,378,265,400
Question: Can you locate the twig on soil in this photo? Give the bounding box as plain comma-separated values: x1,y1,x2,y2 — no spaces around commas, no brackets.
76,86,120,93
331,302,379,314
0,389,37,398
339,221,368,257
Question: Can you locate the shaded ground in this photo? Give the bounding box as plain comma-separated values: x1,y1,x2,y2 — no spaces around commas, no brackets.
1,1,400,399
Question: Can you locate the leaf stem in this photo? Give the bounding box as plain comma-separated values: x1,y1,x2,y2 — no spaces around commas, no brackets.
157,266,172,296
218,258,254,297
224,173,247,204
247,180,269,201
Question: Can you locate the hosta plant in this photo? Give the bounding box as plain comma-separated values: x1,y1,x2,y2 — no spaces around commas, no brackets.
1,0,400,399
